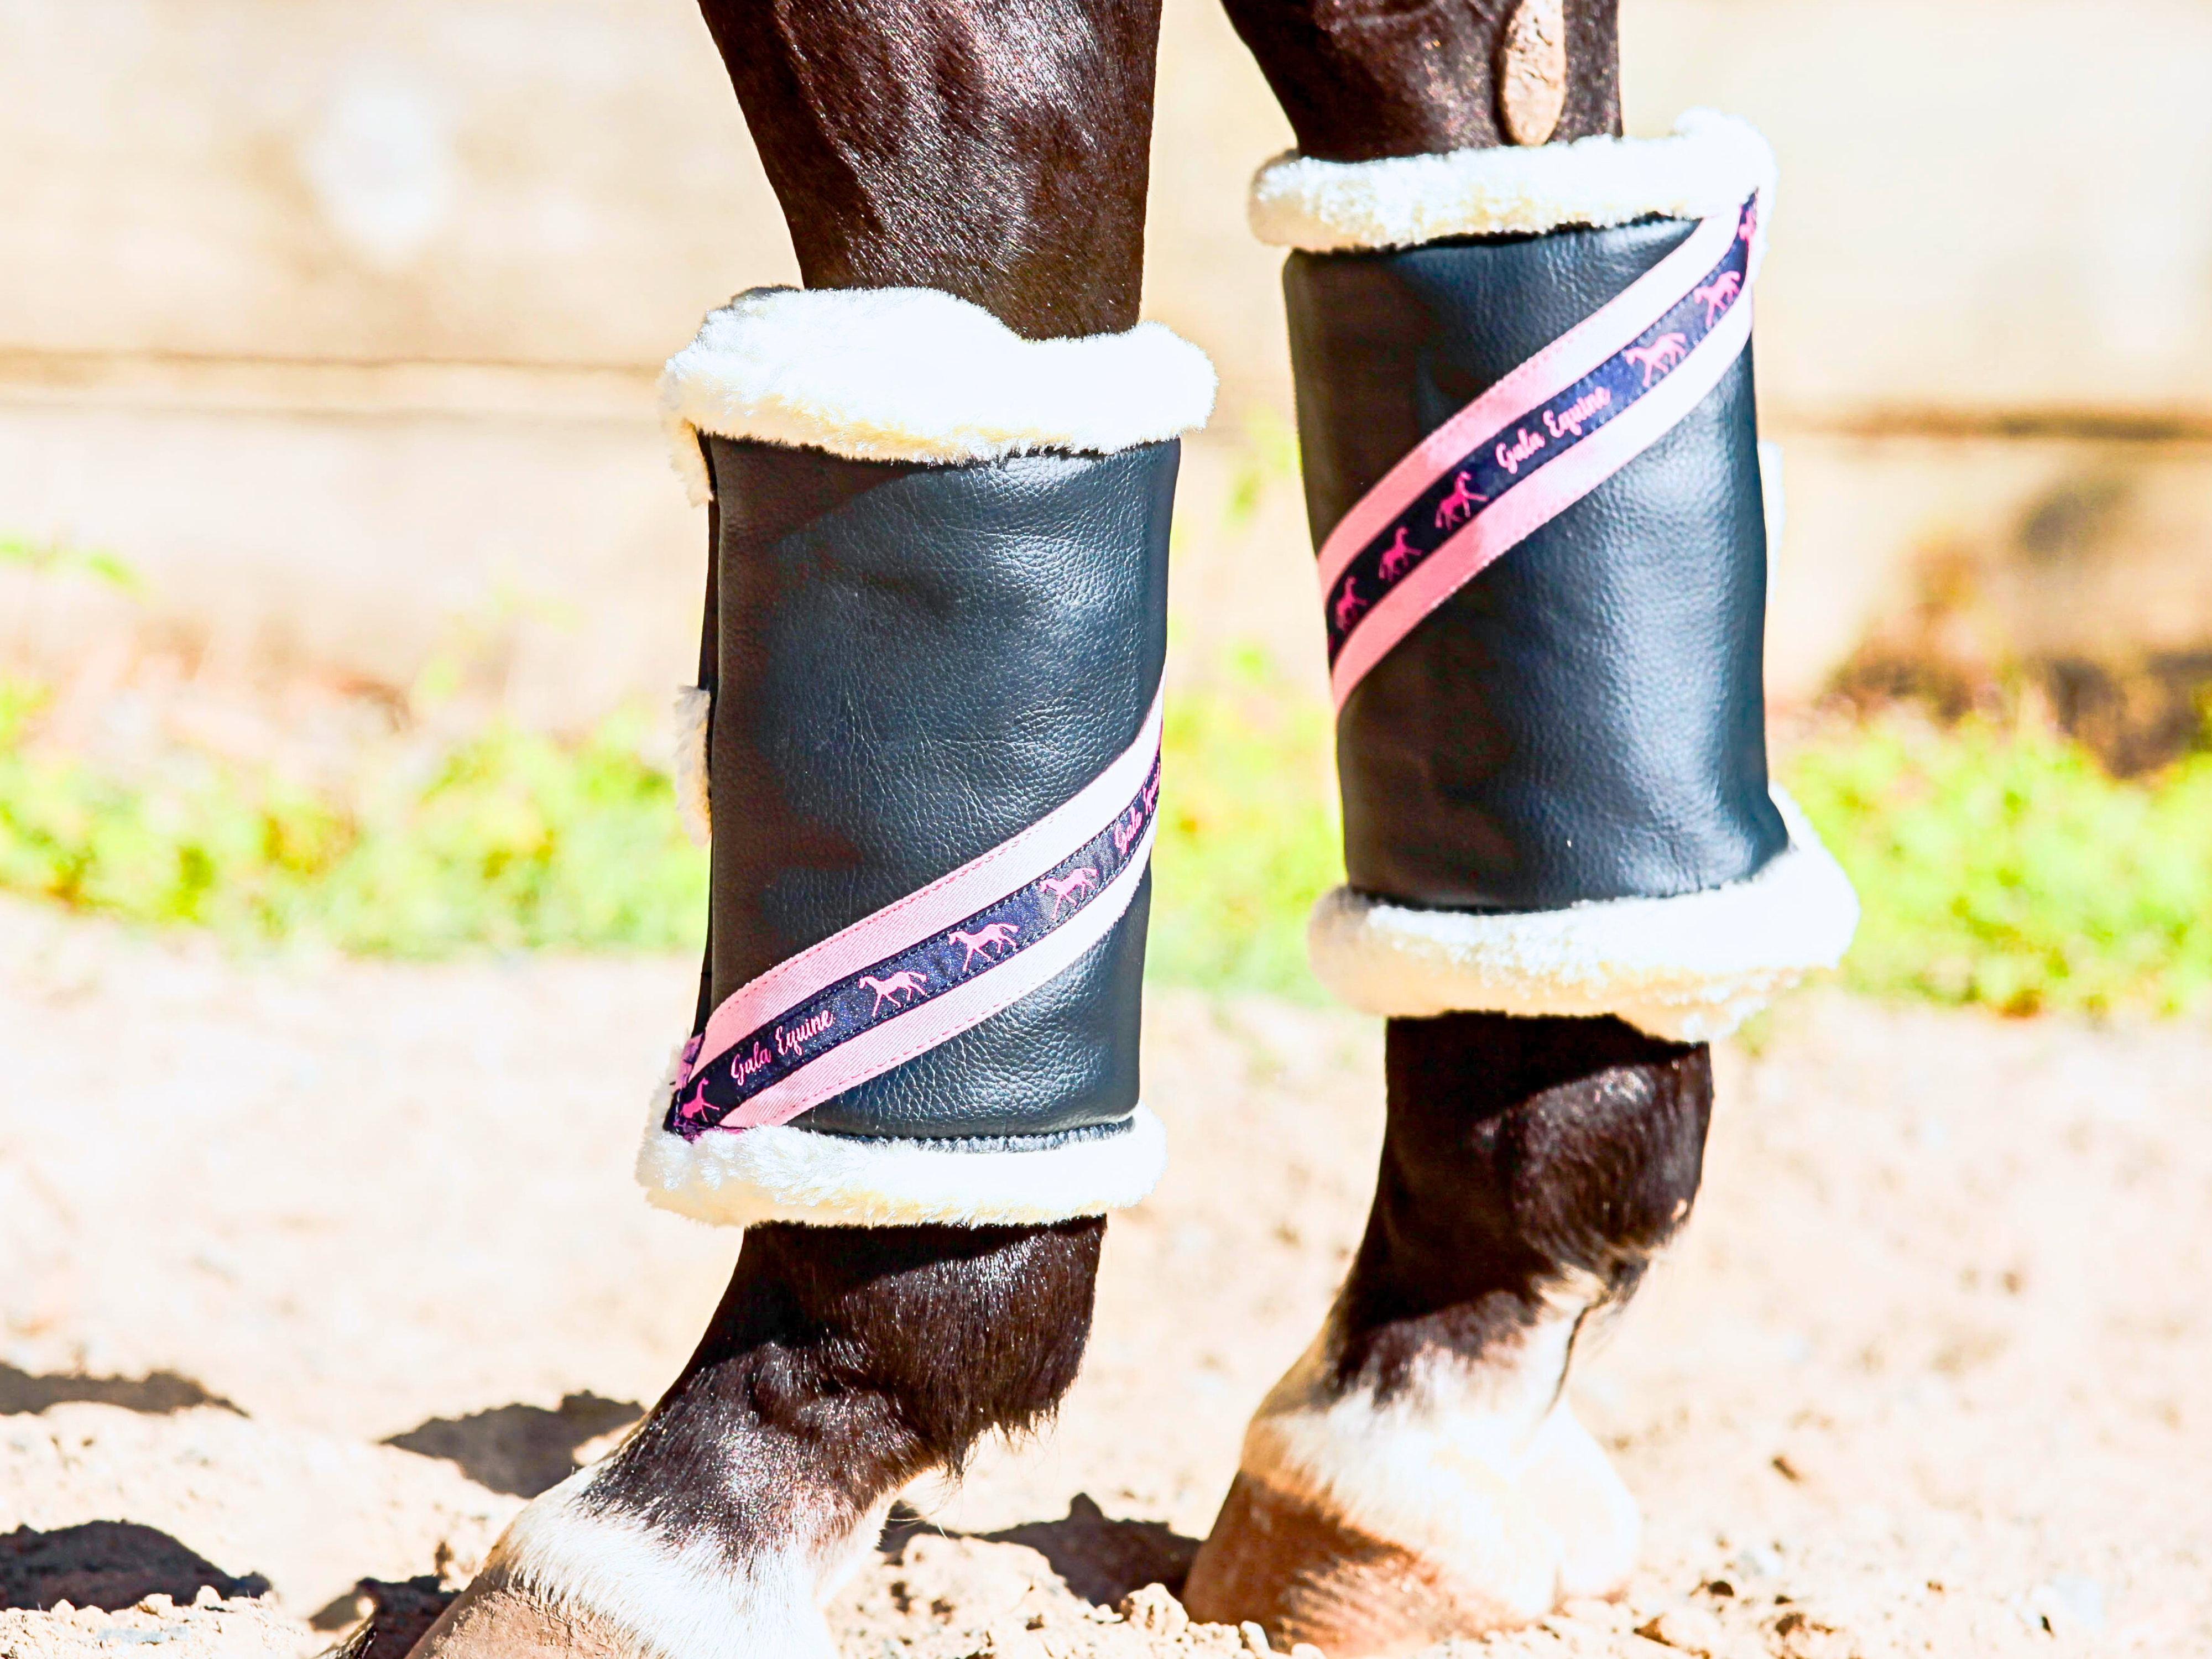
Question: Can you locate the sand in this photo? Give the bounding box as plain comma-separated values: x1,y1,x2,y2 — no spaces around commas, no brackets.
1,896,2206,1656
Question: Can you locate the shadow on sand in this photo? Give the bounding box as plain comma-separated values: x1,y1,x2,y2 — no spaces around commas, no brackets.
382,1391,643,1499
880,1493,1201,1605
0,1363,241,1417
0,1520,269,1612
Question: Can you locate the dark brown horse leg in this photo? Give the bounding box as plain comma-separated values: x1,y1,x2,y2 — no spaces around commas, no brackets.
1180,14,1649,1648
410,1224,1103,1658
1184,1018,1710,1652
1184,4,1853,1652
699,0,1164,337
409,4,1186,1656
1218,0,1622,159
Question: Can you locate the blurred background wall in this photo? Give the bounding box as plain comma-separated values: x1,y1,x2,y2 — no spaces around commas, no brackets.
4,0,2210,728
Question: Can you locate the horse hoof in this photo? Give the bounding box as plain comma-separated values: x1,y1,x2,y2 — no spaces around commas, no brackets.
1181,1322,1647,1657
401,1568,637,1658
1182,1470,1557,1657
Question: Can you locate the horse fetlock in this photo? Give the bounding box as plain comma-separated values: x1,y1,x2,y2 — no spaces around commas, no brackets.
1186,1308,1629,1655
413,1221,1103,1659
408,1466,888,1659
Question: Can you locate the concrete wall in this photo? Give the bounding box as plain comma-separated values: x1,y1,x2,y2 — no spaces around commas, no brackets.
4,0,2209,723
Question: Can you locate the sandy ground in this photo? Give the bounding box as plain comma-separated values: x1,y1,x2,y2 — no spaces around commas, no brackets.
2,895,2208,1657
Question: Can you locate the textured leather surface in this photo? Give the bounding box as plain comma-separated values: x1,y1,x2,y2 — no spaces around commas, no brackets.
703,436,1174,1139
1286,220,1786,910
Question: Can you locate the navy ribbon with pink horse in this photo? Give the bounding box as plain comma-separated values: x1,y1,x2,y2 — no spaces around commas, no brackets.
1318,196,1760,707
667,692,1164,1140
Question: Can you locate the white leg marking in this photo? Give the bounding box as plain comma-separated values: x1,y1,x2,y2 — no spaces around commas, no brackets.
1517,1399,1640,1599
488,1465,882,1659
1236,1285,1624,1616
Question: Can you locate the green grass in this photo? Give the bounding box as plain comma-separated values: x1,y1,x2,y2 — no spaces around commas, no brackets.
1149,690,2212,1019
0,660,1345,987
0,681,706,956
6,651,2212,1018
1783,711,2212,1018
0,651,1345,988
1147,649,1340,998
1,532,142,594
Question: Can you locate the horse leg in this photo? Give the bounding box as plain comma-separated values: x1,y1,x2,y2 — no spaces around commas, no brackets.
696,0,1162,336
1217,0,1623,158
1185,1016,1710,1650
410,1223,1100,1657
1182,4,1856,1651
409,4,1205,1655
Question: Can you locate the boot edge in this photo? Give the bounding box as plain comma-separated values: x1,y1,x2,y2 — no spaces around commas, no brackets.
658,287,1217,504
1307,789,1859,1041
634,1081,1169,1228
1248,108,1776,259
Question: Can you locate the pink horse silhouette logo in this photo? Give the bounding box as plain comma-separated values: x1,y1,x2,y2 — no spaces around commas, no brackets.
1623,333,1688,387
948,923,1019,967
1692,272,1740,324
1378,525,1419,581
1738,202,1758,246
677,1088,707,1120
1040,868,1098,912
1333,578,1367,632
1434,472,1486,529
859,970,928,1011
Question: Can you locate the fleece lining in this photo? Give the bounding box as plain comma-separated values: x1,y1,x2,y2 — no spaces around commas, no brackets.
659,286,1217,503
1249,109,1776,270
635,1074,1169,1229
1307,791,1858,1042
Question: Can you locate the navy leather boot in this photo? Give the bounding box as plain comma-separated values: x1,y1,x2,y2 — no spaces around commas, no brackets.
1257,112,1856,1040
638,285,1214,1227
1183,116,1858,1653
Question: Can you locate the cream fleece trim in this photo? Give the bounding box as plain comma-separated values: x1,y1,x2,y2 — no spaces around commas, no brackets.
635,1082,1169,1228
671,686,711,848
660,286,1218,504
1306,790,1858,1041
1249,109,1777,269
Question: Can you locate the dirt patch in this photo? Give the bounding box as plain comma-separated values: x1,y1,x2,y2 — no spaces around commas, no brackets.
836,1535,1247,1659
0,1593,307,1658
0,1405,519,1625
2,907,2207,1656
879,1494,1203,1609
